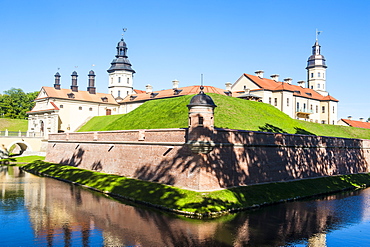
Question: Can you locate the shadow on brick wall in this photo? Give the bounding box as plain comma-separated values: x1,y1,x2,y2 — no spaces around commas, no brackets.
133,126,369,190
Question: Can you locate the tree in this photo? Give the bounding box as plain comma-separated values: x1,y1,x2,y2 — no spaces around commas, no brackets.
0,88,38,119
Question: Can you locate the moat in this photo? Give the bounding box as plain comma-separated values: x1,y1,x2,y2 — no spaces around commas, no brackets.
1,166,370,246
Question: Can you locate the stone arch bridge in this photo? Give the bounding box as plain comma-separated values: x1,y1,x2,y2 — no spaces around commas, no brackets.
0,135,45,155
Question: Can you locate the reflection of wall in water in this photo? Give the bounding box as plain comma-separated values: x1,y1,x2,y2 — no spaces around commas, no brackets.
20,173,369,246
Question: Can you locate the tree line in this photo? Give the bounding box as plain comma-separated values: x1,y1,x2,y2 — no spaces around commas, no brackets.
0,88,38,119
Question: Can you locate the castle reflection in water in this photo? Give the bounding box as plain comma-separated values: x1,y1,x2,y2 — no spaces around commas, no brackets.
1,166,369,246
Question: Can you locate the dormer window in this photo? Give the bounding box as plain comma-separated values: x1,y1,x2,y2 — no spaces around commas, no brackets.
173,89,183,95
67,93,75,99
101,97,108,102
130,95,137,101
150,93,159,98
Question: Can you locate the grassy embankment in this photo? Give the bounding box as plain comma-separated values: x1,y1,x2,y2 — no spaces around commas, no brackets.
78,94,370,139
0,118,28,132
26,94,370,217
21,160,370,217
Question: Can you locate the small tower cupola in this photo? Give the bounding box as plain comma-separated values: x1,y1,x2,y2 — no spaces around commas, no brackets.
306,34,328,96
186,87,217,154
54,72,61,90
107,32,135,99
71,71,78,92
87,70,96,94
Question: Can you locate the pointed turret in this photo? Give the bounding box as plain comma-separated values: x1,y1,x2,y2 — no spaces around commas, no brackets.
107,36,135,99
306,39,328,96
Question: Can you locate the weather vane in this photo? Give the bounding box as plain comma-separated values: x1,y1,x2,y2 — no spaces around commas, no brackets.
316,28,322,41
122,28,127,38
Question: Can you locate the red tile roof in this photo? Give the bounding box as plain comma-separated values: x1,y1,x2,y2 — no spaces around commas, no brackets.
121,85,229,103
243,74,339,102
340,119,370,129
36,86,118,105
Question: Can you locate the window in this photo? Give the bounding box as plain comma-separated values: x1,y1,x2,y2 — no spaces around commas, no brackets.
318,83,320,88
79,106,82,110
310,105,313,111
297,102,299,111
60,105,63,108
198,116,204,126
318,72,321,77
274,98,277,106
322,106,325,113
333,106,335,113
322,120,326,124
316,105,318,113
332,120,335,125
89,107,93,111
287,98,289,107
269,97,271,104
118,90,121,97
303,103,306,110
118,77,121,83
67,93,75,99
311,86,313,89
127,78,130,84
111,78,113,84
311,73,314,78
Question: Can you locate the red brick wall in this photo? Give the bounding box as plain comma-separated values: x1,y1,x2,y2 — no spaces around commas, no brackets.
46,128,370,191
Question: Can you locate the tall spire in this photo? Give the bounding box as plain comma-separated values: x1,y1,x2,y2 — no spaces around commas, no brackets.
107,30,135,74
306,31,328,95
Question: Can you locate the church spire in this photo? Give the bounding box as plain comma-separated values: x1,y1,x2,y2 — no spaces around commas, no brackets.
306,31,328,96
107,29,135,99
107,37,135,73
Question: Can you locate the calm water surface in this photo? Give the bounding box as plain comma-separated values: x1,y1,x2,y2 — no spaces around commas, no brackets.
1,166,370,246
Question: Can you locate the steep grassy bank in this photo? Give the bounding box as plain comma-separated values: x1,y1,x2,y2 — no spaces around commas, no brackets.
0,118,28,131
78,94,370,139
22,161,370,217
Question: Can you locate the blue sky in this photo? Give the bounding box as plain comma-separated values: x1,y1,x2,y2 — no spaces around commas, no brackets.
0,0,369,120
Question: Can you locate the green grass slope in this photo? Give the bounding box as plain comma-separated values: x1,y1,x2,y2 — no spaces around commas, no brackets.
21,161,370,217
78,94,370,139
0,118,28,131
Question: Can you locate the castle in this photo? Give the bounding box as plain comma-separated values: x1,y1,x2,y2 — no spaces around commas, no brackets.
27,35,338,137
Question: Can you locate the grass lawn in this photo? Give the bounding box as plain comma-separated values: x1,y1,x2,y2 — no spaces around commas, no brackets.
22,161,370,217
0,118,28,132
77,94,370,140
0,155,45,165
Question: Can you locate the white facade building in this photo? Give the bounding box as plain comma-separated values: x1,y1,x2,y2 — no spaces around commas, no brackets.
231,40,338,124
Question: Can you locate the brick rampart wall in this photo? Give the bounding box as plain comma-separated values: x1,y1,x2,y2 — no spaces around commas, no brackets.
46,128,370,191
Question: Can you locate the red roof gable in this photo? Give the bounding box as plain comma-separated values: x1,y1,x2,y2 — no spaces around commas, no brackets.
121,85,228,103
243,74,339,102
340,119,370,129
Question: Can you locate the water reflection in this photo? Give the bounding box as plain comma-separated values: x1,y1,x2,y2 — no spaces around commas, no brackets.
1,166,370,246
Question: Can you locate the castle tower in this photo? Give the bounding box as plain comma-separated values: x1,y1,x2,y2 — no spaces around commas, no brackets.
186,87,217,154
107,37,135,99
306,39,328,96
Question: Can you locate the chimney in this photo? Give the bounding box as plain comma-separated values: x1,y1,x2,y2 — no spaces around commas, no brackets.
297,80,305,87
172,80,179,89
255,70,264,78
87,70,96,94
146,84,153,94
348,116,352,120
270,74,279,82
71,71,78,92
283,78,293,84
54,72,61,90
225,82,232,91
359,118,364,122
